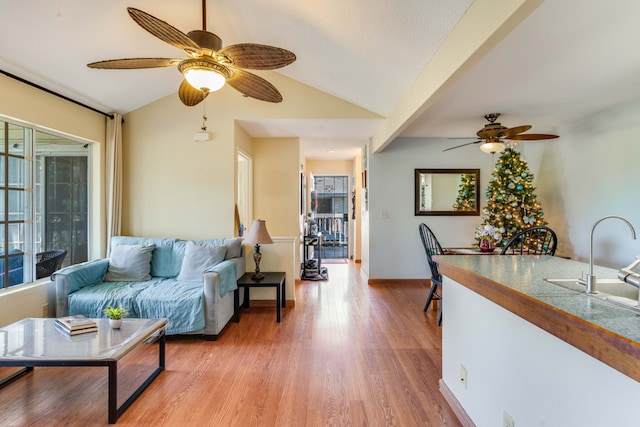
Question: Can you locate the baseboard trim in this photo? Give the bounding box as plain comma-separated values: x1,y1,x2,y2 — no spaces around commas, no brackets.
439,379,475,427
367,278,430,286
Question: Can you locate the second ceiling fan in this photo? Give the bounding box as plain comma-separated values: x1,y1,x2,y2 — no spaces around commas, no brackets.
444,113,559,154
88,1,296,106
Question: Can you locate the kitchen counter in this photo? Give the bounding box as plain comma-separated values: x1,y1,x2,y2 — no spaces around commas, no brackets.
435,255,640,381
434,255,640,426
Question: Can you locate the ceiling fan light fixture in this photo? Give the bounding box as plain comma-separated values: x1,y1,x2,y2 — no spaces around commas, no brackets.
479,140,505,154
179,59,230,92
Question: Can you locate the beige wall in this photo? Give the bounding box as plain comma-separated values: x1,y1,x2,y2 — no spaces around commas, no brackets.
252,138,300,238
0,74,106,326
249,137,301,292
122,72,379,240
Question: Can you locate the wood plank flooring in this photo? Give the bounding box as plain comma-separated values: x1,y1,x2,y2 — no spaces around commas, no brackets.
0,262,461,426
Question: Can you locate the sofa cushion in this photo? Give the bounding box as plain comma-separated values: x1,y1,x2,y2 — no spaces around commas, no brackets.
133,278,206,334
68,279,154,318
110,237,180,277
176,241,227,282
223,238,242,259
105,244,155,281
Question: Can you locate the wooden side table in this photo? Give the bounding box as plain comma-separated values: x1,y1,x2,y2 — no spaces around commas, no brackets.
235,272,286,322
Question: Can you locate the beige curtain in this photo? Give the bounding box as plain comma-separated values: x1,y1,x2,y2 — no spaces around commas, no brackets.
105,113,123,253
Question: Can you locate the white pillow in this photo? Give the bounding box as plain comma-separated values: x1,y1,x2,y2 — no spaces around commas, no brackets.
177,241,227,282
105,244,155,282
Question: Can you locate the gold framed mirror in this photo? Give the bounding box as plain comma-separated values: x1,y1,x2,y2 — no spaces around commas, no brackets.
415,169,480,216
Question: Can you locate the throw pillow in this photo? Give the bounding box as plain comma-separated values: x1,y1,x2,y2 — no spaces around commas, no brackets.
104,244,155,282
223,238,242,259
177,241,227,282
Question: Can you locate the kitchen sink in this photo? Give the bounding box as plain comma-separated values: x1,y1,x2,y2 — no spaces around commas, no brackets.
544,278,639,312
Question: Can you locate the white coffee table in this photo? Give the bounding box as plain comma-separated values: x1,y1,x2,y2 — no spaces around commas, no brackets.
0,317,167,424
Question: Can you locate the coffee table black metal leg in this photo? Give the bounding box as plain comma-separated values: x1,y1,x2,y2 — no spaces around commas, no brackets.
0,366,33,388
108,362,117,424
111,331,166,423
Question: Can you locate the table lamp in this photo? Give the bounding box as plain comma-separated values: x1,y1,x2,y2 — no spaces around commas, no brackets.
244,219,274,279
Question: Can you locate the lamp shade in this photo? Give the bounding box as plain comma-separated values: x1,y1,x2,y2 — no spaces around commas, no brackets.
178,59,230,92
244,220,274,245
479,140,505,154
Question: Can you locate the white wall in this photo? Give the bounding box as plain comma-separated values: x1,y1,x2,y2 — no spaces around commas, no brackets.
442,276,640,426
368,97,640,280
368,137,496,279
535,97,640,268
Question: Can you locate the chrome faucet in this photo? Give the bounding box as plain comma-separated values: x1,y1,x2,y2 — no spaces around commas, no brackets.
617,255,640,284
581,215,637,294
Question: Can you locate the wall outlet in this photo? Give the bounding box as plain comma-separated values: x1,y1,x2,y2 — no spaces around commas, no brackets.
460,364,467,389
41,303,49,318
503,411,515,427
380,210,389,219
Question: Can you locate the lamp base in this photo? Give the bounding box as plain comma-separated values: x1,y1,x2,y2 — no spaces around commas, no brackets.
252,244,264,280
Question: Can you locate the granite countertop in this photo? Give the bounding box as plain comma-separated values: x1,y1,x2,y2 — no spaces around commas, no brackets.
435,255,640,381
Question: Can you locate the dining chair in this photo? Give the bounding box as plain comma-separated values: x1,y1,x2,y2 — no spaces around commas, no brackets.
418,223,444,325
499,226,558,256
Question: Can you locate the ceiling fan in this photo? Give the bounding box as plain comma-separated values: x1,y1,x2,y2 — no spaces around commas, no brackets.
88,1,296,106
443,113,559,154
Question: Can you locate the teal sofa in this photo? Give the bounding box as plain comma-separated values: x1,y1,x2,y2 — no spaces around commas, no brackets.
53,236,245,340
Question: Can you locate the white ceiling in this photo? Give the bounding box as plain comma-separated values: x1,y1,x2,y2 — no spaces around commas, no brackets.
2,0,640,159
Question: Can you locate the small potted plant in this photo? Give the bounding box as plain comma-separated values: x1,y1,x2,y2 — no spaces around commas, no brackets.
103,305,129,329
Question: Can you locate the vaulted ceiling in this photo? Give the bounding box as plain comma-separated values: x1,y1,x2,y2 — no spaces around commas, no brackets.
2,0,640,159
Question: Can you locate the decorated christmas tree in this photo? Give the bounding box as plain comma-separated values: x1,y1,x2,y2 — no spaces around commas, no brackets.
479,147,547,247
452,173,477,211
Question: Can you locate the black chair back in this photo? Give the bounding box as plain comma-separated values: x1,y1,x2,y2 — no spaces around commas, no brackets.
418,223,445,285
500,226,558,256
36,249,67,279
419,223,445,325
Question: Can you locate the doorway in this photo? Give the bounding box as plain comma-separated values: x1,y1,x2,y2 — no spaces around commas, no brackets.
237,151,252,236
311,175,349,259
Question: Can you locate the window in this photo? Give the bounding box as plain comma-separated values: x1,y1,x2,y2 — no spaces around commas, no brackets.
0,119,89,289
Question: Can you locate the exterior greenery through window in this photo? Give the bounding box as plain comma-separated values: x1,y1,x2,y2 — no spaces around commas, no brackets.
0,119,89,289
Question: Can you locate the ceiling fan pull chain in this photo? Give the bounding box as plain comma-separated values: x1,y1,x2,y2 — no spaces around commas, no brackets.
201,98,208,131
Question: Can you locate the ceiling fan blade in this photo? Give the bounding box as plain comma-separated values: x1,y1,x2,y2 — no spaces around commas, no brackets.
88,58,182,69
218,44,296,70
508,133,559,140
443,140,482,152
476,128,502,139
178,80,208,106
499,125,532,138
127,8,201,55
227,69,283,102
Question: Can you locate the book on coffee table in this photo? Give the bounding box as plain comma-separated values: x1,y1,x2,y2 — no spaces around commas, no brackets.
55,315,97,334
55,323,98,335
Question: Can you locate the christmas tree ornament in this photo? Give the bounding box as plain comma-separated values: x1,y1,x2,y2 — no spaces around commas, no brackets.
476,148,548,244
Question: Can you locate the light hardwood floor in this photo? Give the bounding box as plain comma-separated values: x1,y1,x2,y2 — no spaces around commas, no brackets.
0,261,461,426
